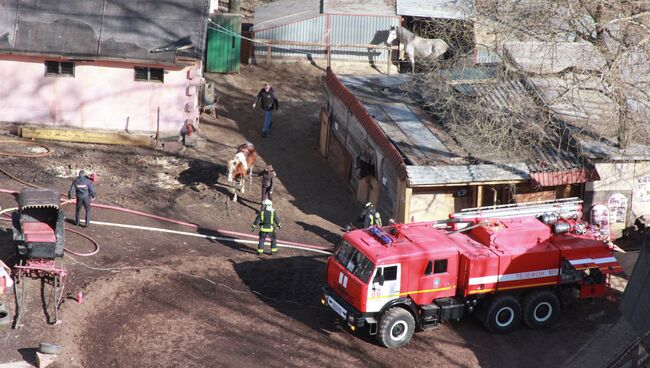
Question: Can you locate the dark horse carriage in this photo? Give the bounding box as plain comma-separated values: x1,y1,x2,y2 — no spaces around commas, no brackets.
10,188,67,327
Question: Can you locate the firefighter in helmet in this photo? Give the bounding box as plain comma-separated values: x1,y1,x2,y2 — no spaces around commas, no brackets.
357,201,382,228
251,199,282,256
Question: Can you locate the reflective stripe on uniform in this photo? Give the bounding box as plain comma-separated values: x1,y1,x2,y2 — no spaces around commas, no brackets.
260,210,274,232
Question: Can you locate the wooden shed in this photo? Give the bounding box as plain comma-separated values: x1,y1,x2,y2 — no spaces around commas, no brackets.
322,68,597,222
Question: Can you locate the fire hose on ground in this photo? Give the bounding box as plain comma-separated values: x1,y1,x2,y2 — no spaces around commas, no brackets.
0,188,333,256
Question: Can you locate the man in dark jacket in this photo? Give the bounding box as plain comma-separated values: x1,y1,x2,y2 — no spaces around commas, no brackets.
251,199,282,256
68,170,96,227
252,83,279,138
255,164,276,203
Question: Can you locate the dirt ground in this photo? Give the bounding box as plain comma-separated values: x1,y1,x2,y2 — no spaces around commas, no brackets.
0,63,625,368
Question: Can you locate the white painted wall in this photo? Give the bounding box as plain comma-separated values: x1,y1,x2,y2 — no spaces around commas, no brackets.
0,56,201,133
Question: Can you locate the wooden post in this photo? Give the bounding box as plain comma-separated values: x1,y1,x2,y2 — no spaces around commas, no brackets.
404,186,413,223
155,107,160,146
327,45,331,69
387,48,391,75
476,185,483,207
266,45,271,66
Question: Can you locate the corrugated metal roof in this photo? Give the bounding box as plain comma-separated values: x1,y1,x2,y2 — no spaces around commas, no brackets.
437,67,592,180
407,164,530,186
0,0,209,63
530,168,599,187
396,0,475,20
325,68,408,180
252,0,320,31
339,74,459,166
324,0,396,16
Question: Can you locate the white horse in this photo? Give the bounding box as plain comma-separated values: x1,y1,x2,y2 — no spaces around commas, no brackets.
386,26,448,73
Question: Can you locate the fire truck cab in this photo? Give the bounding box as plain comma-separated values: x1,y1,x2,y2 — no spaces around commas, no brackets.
322,199,623,348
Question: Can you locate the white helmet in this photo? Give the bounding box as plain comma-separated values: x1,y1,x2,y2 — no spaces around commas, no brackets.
263,199,272,208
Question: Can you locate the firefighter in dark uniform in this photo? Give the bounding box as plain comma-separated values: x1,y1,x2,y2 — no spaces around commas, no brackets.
251,199,282,256
357,202,382,228
68,170,96,227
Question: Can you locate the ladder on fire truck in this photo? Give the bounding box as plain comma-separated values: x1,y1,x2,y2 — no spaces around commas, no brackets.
451,197,583,221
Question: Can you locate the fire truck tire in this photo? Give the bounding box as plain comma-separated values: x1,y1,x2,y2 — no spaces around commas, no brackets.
377,307,415,348
522,290,560,329
483,295,522,334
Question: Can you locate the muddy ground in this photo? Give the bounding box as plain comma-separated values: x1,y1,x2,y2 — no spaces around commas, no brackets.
0,63,624,368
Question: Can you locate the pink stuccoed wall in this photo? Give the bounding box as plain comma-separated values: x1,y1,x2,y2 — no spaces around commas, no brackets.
0,55,200,133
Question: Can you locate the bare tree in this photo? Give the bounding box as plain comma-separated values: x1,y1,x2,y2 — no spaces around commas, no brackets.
406,1,650,160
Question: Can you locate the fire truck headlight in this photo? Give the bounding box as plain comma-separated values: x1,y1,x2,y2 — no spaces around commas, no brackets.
349,324,356,332
321,298,326,305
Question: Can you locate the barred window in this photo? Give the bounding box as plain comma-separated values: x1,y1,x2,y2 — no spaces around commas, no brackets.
45,61,75,77
134,67,164,83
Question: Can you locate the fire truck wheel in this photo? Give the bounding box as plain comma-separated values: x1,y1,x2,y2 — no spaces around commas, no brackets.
484,295,522,334
378,307,415,348
522,290,560,329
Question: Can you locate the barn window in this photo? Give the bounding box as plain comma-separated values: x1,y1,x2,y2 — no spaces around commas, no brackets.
134,67,164,83
45,61,75,77
434,259,448,274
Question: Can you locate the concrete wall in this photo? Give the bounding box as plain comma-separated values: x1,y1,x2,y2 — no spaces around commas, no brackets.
0,55,201,133
585,162,650,238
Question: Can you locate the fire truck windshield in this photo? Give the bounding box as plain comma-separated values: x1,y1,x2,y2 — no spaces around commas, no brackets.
335,240,374,283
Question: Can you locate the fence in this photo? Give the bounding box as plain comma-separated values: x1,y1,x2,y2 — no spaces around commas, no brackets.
254,38,398,74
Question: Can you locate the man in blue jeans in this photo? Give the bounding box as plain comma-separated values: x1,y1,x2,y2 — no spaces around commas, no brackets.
252,83,279,138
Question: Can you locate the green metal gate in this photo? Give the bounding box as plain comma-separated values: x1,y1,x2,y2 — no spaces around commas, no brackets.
206,14,241,73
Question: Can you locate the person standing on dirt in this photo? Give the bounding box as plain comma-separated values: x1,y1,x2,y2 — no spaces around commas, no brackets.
252,83,279,138
255,164,276,204
68,170,96,227
251,199,281,256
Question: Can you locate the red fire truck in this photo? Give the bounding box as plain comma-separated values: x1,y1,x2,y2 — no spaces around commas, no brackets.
321,198,623,348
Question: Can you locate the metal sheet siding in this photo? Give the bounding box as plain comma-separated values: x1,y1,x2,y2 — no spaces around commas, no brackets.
206,15,241,73
254,16,325,58
324,0,395,16
328,14,399,61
